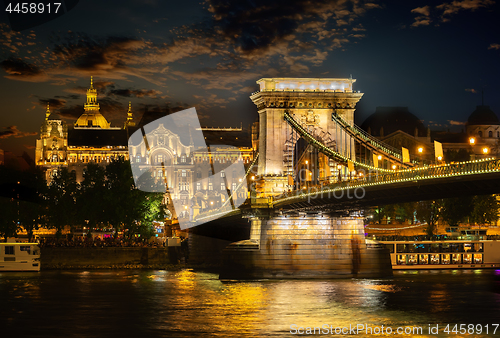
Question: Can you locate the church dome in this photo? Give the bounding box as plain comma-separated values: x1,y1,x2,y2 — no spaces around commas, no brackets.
467,105,499,125
75,113,110,128
74,76,111,129
360,107,426,137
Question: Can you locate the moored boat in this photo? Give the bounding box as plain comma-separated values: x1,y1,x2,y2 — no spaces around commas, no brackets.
0,239,41,271
378,239,500,270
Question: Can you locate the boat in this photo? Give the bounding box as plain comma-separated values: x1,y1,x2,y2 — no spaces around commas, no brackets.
0,239,41,271
376,228,500,269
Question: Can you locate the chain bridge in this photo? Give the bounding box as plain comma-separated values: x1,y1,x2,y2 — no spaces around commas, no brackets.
188,78,500,280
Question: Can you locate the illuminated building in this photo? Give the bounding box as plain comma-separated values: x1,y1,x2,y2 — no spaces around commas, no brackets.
35,77,254,220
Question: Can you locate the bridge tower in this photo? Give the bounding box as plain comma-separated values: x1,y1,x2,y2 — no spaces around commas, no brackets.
250,78,363,196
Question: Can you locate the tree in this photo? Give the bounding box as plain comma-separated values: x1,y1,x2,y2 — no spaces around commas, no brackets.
78,163,107,232
470,195,499,225
0,196,19,241
416,200,442,236
440,196,473,227
45,168,78,238
103,157,164,240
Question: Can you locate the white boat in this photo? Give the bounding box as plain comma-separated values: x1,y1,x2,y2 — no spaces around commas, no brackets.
378,239,500,270
0,240,41,271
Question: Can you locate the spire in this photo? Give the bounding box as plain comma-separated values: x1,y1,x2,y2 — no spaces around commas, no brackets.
124,101,135,128
45,102,50,120
86,76,98,105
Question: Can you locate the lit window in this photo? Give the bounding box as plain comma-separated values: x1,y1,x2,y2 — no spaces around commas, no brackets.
181,155,186,163
232,182,237,191
220,170,225,177
208,182,213,190
158,169,162,177
136,155,140,163
181,170,186,177
221,182,226,190
196,182,201,190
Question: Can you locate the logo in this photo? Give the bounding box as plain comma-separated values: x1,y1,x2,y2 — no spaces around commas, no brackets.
128,107,247,229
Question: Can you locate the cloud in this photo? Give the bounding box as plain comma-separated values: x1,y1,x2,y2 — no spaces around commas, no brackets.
411,0,493,27
411,6,430,16
465,88,477,93
1,57,48,82
448,120,465,125
0,126,37,139
38,98,67,109
488,43,500,50
437,0,493,17
109,88,163,98
411,17,431,27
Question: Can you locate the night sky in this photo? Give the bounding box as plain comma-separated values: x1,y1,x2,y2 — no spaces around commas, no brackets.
0,0,499,156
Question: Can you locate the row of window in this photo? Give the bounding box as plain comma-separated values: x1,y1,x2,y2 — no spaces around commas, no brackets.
476,130,500,138
396,253,483,265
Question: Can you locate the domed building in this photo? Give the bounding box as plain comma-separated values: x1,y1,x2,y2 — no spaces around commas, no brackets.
360,107,433,160
466,105,500,140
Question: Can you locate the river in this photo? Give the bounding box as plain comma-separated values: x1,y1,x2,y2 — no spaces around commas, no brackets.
1,269,500,337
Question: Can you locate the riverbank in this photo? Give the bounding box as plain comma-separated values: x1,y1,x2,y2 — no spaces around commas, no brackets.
40,247,186,270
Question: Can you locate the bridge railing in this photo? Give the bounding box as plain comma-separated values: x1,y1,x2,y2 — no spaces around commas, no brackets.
273,158,500,204
284,111,394,172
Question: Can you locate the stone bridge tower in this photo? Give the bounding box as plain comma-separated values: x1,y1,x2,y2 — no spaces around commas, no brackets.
250,78,363,196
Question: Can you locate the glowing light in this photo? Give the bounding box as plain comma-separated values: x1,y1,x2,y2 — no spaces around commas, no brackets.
251,176,255,180
305,160,308,164
469,137,475,144
377,155,382,160
483,147,489,154
418,147,423,153
392,165,396,170
437,156,443,161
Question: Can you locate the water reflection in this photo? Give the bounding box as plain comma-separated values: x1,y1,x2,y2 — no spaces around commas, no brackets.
1,270,499,337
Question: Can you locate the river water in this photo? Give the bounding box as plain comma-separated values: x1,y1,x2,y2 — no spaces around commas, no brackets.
1,269,500,337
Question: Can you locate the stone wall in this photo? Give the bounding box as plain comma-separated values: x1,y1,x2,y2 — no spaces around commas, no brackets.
220,215,393,279
41,247,174,269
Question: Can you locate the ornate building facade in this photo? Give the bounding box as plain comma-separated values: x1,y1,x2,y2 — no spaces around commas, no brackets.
35,77,255,220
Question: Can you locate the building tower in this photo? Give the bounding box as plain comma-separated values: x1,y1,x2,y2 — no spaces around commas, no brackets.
124,101,136,128
74,76,111,129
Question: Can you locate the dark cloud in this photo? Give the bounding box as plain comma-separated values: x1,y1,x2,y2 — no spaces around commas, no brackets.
57,104,82,120
55,94,81,100
109,88,162,98
0,126,37,139
38,98,66,109
1,57,46,81
51,34,147,73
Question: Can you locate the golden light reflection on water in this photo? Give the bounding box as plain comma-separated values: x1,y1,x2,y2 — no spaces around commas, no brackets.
2,270,498,337
145,271,450,337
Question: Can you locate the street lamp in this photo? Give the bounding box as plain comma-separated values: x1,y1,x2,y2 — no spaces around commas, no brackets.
418,147,423,154
469,137,475,145
483,147,489,154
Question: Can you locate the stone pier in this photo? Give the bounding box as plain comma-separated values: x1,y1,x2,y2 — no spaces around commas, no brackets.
220,214,392,279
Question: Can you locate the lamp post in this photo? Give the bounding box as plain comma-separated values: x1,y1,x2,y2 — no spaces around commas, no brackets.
469,137,476,160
